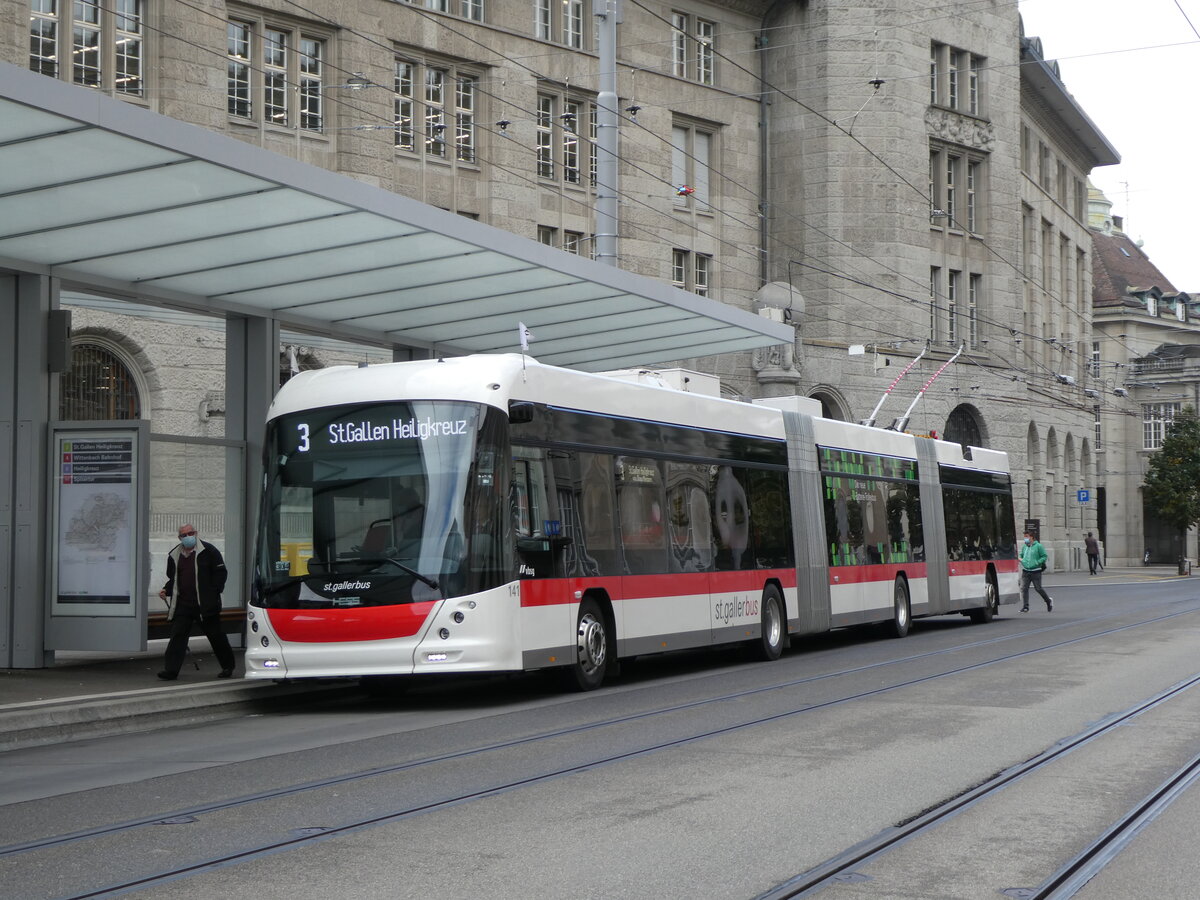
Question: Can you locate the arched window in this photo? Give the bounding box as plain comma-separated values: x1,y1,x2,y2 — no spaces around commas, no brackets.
60,343,141,420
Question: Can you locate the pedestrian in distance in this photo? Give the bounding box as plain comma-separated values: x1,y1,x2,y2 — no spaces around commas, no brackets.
157,523,236,680
1084,532,1101,575
1018,530,1053,613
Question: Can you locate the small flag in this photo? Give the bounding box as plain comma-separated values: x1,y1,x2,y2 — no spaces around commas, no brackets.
519,322,533,352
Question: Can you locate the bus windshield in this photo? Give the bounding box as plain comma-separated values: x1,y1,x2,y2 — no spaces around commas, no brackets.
254,400,512,607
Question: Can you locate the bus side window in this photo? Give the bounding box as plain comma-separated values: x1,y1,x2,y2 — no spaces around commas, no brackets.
665,461,714,573
615,456,667,575
713,465,752,571
577,453,621,576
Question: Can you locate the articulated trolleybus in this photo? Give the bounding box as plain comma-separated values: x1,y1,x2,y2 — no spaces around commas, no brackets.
247,354,1019,689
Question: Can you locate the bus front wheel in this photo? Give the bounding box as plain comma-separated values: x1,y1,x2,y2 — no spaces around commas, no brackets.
888,577,911,638
565,598,609,691
751,585,785,661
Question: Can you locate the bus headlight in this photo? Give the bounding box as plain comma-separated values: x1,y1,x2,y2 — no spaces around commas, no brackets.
438,628,450,640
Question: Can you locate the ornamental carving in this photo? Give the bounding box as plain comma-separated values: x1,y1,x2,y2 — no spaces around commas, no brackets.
925,108,995,152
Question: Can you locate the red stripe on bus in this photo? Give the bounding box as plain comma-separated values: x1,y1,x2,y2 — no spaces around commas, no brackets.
828,563,928,585
519,568,798,608
947,560,1019,576
267,602,438,642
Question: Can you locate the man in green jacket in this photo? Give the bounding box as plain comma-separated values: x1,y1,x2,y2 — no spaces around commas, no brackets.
1018,530,1053,612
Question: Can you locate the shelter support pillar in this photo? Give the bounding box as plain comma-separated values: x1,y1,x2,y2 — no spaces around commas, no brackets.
0,273,55,668
225,315,278,608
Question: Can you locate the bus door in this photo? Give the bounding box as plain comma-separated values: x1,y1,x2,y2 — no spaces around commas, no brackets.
511,447,572,580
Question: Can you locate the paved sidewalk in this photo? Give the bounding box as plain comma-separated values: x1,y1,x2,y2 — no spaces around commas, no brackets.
0,566,1190,752
0,639,349,752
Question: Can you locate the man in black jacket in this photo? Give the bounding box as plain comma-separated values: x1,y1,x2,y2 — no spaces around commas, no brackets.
157,524,236,680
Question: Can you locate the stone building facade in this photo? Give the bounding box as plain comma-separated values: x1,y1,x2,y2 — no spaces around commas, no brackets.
3,1,1123,571
1088,191,1200,566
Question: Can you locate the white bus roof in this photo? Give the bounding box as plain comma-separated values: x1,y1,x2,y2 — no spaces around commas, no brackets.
268,354,1009,474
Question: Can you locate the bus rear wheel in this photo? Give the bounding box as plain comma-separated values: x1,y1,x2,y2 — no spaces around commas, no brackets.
750,585,785,662
969,574,998,623
888,577,911,638
565,598,609,691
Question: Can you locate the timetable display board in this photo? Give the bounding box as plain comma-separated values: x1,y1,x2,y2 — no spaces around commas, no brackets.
51,431,139,617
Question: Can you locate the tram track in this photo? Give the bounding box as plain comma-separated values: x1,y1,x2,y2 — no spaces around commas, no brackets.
2,598,1192,862
6,599,1198,900
753,673,1200,899
1032,750,1200,899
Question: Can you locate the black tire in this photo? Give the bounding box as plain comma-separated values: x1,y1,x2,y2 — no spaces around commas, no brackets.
888,577,911,638
565,597,609,691
750,585,785,661
969,574,999,623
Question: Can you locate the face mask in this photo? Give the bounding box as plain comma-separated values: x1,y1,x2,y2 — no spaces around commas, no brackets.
1023,537,1031,545
181,535,197,549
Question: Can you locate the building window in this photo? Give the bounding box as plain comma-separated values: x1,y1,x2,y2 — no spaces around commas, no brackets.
1038,142,1051,191
968,273,981,347
694,254,710,296
564,0,584,47
564,231,590,256
1094,405,1102,451
930,144,985,232
60,343,142,420
671,123,713,212
947,50,960,109
402,0,483,21
536,90,596,185
672,250,712,294
696,19,715,85
926,42,936,104
930,266,941,342
1143,402,1181,450
537,0,588,47
563,99,583,184
930,43,983,115
537,225,557,246
1091,341,1101,377
671,13,688,77
30,0,144,96
671,12,715,84
227,15,329,131
968,55,980,114
947,270,960,345
395,57,477,163
966,161,980,233
945,155,958,226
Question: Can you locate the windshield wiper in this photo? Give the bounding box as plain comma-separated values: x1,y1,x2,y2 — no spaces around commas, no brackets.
355,556,440,590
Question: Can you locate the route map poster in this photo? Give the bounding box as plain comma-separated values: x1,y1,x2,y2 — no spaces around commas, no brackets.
52,433,137,616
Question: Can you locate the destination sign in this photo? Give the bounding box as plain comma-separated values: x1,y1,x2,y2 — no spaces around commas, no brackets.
296,416,470,452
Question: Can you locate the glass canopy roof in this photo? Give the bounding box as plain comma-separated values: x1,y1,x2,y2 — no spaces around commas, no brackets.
0,62,790,371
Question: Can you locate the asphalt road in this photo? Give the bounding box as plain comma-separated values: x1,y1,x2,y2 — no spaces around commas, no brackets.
2,576,1199,900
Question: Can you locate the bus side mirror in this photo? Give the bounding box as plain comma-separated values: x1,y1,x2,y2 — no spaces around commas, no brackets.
508,401,535,424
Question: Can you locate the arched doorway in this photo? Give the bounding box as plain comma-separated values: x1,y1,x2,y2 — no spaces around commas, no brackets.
809,388,850,422
943,404,985,452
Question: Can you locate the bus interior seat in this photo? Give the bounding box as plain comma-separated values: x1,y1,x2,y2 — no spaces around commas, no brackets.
360,523,392,555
